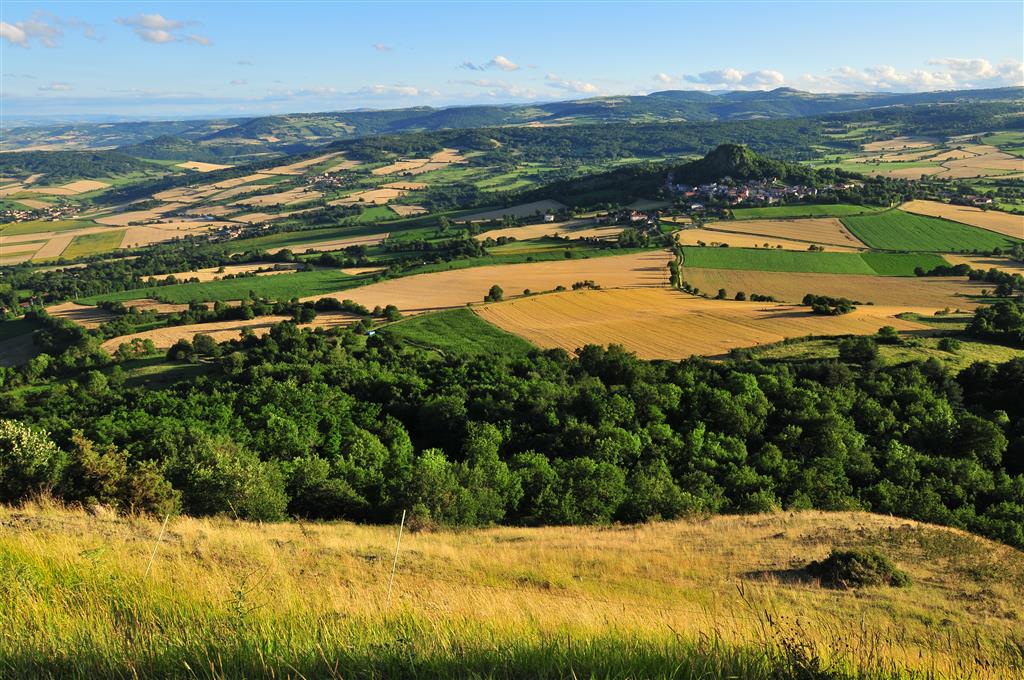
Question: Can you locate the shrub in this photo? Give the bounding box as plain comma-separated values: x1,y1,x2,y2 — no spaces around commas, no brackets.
938,337,962,353
806,548,911,589
0,419,66,502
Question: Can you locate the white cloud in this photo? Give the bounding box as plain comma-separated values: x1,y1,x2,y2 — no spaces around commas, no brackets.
1,12,99,48
683,68,785,90
358,84,438,97
459,55,520,72
455,78,539,99
116,14,210,45
792,59,1023,92
373,43,392,52
545,73,600,94
653,72,673,84
38,81,72,91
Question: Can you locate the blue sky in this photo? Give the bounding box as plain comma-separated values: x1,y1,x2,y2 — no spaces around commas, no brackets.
2,1,1022,119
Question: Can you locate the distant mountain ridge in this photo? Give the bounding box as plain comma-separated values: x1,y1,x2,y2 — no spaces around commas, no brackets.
2,86,1021,159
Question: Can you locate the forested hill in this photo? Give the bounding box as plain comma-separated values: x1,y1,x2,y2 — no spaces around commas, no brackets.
3,86,1021,156
0,150,163,183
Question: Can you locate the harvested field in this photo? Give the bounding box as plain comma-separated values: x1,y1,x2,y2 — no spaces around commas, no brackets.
176,161,233,172
340,267,385,276
182,205,235,217
119,222,227,248
381,181,428,190
211,173,275,189
430,148,466,163
944,255,1024,276
267,233,388,254
30,235,75,260
304,250,672,313
233,188,322,207
0,252,36,266
388,205,427,217
324,158,362,172
476,219,623,242
705,219,864,249
233,208,320,224
330,188,406,205
0,240,46,254
476,288,935,360
99,311,357,352
263,153,344,175
899,200,1023,238
14,199,50,209
862,137,932,152
371,159,430,176
120,299,190,314
462,200,568,222
675,228,862,252
24,179,111,195
0,184,25,197
44,302,116,329
95,203,185,226
161,263,299,282
678,267,988,309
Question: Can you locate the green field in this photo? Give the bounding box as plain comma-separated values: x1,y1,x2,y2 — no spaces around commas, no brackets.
384,308,535,356
731,204,885,220
83,268,371,304
0,316,42,342
752,336,1024,371
0,219,97,237
982,130,1024,157
841,210,1022,251
680,246,939,276
59,230,126,260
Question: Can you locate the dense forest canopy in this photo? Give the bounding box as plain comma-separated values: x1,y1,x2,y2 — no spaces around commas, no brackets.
1,319,1021,547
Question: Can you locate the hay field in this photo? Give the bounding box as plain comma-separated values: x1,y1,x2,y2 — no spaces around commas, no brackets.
305,250,672,313
944,255,1024,276
676,228,862,252
862,137,932,152
95,203,185,226
99,311,357,351
266,232,389,255
679,267,987,309
371,159,431,175
30,235,75,260
462,200,569,222
14,198,51,209
389,204,428,217
263,152,344,175
119,222,228,248
476,219,624,242
900,200,1024,238
330,188,406,205
23,179,111,195
44,302,116,328
162,263,299,282
700,218,868,249
477,288,935,360
176,161,233,172
232,187,322,207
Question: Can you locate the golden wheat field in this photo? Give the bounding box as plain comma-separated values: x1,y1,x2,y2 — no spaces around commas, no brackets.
160,263,299,282
14,198,51,209
263,152,345,175
2,501,1020,679
944,255,1024,276
95,203,186,226
330,188,407,205
232,187,322,207
305,250,672,312
23,179,111,195
29,235,76,260
475,219,624,242
476,288,935,359
119,222,230,248
99,311,358,351
899,199,1024,238
371,158,431,175
265,232,389,255
679,267,987,309
675,228,863,252
233,208,320,223
861,137,932,152
176,161,234,172
702,218,868,248
388,204,428,217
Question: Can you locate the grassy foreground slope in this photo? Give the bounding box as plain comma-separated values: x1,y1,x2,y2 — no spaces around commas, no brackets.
1,504,1021,680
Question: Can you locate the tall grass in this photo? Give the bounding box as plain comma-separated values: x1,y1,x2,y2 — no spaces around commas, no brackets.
1,503,1021,679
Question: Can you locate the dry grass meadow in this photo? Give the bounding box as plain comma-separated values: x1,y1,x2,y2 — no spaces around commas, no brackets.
306,250,671,312
475,289,935,360
1,501,1020,679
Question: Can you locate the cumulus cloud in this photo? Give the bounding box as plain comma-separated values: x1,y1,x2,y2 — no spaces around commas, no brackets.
358,84,439,97
459,55,520,72
683,68,785,90
545,73,600,94
1,12,99,48
116,14,210,45
373,43,392,52
795,59,1023,91
653,72,673,84
38,81,72,91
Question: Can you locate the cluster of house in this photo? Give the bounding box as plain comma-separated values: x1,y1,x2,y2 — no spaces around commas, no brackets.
668,177,855,210
593,209,659,229
1,202,79,224
307,171,355,190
